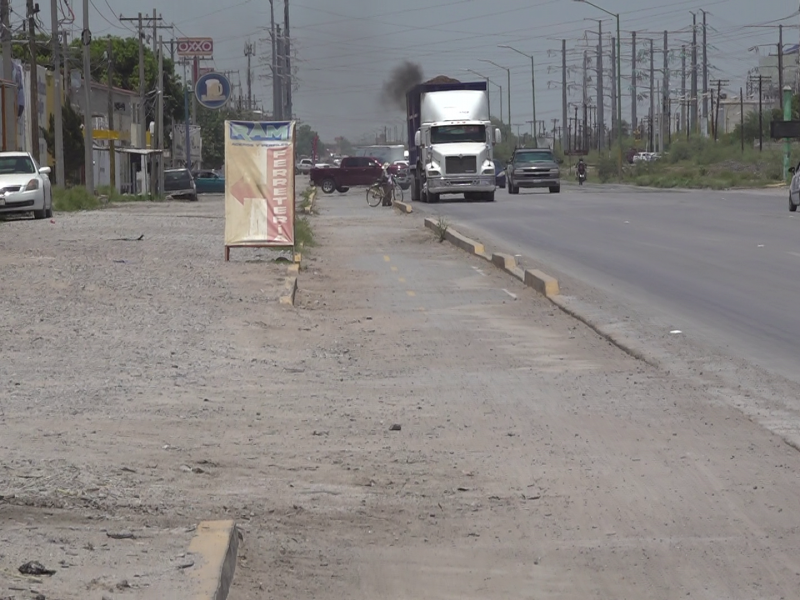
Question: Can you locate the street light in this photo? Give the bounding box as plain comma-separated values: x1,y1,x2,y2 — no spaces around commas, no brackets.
573,0,622,177
479,59,511,129
499,45,537,147
463,68,504,124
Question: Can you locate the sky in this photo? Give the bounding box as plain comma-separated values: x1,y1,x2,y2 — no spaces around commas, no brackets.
35,0,800,142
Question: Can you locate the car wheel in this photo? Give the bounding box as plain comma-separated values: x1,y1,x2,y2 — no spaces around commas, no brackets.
190,194,198,202
549,186,560,194
336,186,349,193
508,183,518,195
45,192,53,217
484,192,495,202
321,178,336,194
33,197,46,219
426,188,439,203
791,194,798,212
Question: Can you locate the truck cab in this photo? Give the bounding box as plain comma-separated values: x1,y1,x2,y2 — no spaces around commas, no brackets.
407,82,502,203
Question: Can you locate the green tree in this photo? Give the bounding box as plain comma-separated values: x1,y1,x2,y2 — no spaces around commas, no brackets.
40,103,85,184
295,123,326,157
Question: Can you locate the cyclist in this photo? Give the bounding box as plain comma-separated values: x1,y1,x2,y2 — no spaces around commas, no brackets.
380,162,393,206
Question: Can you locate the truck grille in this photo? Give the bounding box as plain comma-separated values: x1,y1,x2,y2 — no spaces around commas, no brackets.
445,156,477,174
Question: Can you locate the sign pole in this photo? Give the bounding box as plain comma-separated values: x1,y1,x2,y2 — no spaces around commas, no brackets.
784,85,792,183
184,60,191,169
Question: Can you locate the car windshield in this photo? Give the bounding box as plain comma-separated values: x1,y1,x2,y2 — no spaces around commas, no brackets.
0,155,35,174
431,125,485,144
165,170,191,184
514,151,554,164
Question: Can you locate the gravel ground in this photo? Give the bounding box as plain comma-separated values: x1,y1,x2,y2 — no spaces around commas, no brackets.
3,191,800,599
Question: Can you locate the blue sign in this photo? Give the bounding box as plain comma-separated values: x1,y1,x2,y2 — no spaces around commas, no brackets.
195,72,231,110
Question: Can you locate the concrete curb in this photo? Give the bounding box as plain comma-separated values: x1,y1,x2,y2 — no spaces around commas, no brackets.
424,217,559,298
302,186,317,214
280,253,302,305
187,520,239,600
393,200,413,213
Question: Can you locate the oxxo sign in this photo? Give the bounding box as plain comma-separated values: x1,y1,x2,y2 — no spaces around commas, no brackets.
176,37,213,58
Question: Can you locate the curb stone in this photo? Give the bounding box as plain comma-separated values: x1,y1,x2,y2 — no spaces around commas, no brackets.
393,200,413,213
424,217,559,297
186,520,239,600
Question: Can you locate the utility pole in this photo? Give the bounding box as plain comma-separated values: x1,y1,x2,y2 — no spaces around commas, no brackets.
26,0,40,162
690,12,698,134
284,0,292,119
681,45,686,134
701,10,708,137
596,20,604,150
82,0,94,193
137,14,145,150
649,38,654,152
710,79,728,141
244,42,254,112
275,24,283,120
157,35,164,196
561,39,568,151
778,24,784,95
631,31,637,135
610,37,617,147
582,49,588,151
1,0,14,150
759,75,763,151
107,36,115,191
662,30,669,151
63,31,70,102
50,0,64,184
739,87,744,153
269,0,278,119
151,9,158,198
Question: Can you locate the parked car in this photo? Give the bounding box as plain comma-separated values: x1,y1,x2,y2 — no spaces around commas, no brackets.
310,156,384,193
0,151,53,219
164,168,197,201
493,159,506,188
192,169,225,194
506,148,560,194
297,158,314,174
788,162,800,211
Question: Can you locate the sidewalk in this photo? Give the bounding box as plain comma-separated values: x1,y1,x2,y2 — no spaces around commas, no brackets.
2,192,800,599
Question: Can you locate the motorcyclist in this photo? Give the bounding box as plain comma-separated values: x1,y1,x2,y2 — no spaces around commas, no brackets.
577,158,586,176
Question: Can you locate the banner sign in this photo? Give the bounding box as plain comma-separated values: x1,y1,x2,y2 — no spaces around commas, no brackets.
224,121,296,251
176,37,214,58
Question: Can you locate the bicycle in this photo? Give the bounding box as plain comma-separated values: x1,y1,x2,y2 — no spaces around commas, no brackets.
366,173,403,207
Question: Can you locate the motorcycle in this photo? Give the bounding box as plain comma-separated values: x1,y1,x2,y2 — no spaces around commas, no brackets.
577,167,587,186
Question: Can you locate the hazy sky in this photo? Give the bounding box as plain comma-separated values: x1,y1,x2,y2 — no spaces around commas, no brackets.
38,0,800,141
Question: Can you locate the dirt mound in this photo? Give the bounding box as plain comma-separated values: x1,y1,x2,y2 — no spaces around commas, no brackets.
424,75,461,85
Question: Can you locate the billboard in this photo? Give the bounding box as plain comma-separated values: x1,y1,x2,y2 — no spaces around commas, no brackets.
224,121,296,256
176,37,214,58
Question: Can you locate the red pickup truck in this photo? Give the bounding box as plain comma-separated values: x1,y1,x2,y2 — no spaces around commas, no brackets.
310,156,409,194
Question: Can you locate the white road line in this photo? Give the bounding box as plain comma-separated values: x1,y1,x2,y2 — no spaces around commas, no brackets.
502,289,517,300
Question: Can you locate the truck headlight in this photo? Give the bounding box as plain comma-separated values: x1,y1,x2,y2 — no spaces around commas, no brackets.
427,169,440,177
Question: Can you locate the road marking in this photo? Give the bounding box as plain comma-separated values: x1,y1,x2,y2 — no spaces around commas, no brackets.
471,266,487,277
390,266,398,271
399,277,406,283
406,291,416,297
384,255,391,262
502,288,517,300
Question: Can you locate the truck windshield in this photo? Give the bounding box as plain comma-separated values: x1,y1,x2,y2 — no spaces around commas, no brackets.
431,125,485,144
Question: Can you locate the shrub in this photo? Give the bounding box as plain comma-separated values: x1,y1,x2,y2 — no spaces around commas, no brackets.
52,186,99,212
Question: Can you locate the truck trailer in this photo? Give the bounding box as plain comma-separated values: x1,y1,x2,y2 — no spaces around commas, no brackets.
406,80,502,203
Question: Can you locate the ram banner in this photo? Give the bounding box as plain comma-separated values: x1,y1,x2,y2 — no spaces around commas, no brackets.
224,121,296,256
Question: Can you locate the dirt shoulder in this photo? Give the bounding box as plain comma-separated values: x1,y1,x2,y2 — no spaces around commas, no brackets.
3,192,800,599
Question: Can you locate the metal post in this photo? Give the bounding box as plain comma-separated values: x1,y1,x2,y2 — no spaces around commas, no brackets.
138,13,145,151
663,30,669,150
27,0,40,162
506,67,511,131
759,75,763,152
690,12,697,133
157,35,164,196
107,36,115,190
783,85,791,181
530,55,537,147
610,37,617,147
649,38,654,152
681,45,686,134
616,14,623,176
82,0,94,193
1,0,14,151
561,40,568,150
596,20,604,150
701,10,708,136
50,0,64,184
631,31,637,134
183,60,190,169
151,9,157,197
740,87,744,154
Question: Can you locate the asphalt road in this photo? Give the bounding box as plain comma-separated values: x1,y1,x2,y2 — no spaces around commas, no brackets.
415,183,800,382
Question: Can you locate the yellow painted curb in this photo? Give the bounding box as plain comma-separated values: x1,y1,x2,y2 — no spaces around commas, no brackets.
303,187,317,214
393,200,413,213
279,276,298,305
425,218,560,298
187,520,239,600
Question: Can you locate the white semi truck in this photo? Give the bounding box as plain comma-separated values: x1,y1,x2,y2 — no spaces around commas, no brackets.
406,80,502,203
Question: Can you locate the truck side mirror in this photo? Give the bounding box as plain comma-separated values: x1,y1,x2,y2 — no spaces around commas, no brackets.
414,130,421,146
495,128,502,144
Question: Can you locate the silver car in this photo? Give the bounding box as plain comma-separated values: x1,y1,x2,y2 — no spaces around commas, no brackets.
0,151,53,219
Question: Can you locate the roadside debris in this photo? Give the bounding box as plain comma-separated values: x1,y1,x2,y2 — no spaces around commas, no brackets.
18,561,56,576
